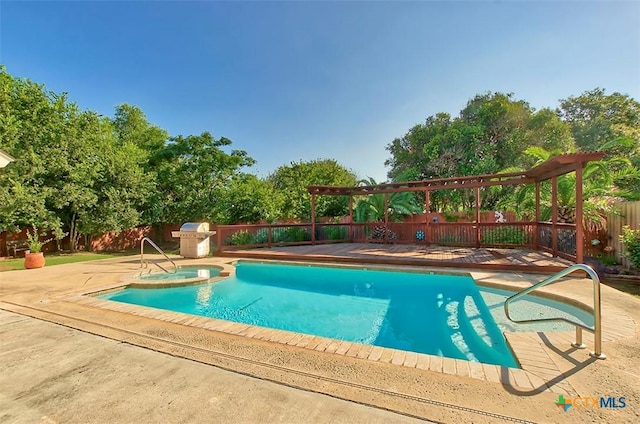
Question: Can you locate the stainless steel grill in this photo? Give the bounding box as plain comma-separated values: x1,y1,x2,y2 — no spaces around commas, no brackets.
171,222,216,258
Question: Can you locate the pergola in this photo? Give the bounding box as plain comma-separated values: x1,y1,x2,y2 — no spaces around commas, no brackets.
308,152,604,264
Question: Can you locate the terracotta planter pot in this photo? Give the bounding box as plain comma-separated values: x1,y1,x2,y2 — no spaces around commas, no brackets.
24,252,45,269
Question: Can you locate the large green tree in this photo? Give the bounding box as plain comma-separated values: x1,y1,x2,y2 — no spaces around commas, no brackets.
268,159,357,220
151,132,255,224
559,88,640,195
559,88,640,158
219,174,282,224
0,68,154,250
386,92,576,212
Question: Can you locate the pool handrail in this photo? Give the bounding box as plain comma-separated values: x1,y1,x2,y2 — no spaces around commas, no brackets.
140,237,177,274
504,263,605,359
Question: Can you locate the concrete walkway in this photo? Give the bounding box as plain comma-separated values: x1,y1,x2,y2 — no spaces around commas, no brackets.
0,310,429,424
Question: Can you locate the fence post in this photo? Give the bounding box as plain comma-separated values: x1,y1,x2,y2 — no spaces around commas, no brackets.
475,187,481,248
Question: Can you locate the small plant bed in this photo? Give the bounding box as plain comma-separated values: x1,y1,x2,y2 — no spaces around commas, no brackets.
0,252,127,272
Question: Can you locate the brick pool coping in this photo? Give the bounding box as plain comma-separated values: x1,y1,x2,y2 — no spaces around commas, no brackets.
58,259,636,397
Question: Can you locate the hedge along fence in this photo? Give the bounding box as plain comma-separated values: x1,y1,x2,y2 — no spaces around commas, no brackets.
607,201,640,268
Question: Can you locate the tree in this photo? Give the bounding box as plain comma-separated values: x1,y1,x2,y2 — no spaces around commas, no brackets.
559,88,640,195
219,174,282,224
268,159,357,220
0,67,65,232
112,104,168,154
385,92,577,212
110,104,170,226
559,88,640,159
151,132,255,224
0,68,154,250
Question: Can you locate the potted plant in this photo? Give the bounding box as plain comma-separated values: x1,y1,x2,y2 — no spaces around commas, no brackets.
24,225,53,269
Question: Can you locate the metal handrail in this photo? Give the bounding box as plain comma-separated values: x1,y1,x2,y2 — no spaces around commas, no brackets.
504,263,605,359
140,237,177,274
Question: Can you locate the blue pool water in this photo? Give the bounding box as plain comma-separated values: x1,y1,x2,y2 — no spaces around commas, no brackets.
101,262,529,367
139,266,221,281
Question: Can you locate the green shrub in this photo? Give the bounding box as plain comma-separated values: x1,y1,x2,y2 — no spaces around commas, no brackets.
620,225,640,269
226,230,255,246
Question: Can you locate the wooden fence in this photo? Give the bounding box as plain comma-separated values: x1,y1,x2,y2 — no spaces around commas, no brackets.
607,201,640,268
216,220,577,261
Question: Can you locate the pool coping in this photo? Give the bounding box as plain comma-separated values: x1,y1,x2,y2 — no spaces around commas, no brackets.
57,259,637,396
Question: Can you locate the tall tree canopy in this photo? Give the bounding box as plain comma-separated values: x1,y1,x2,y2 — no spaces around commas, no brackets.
268,159,357,220
0,69,153,249
385,92,577,211
559,88,640,196
386,92,577,183
559,88,640,158
149,132,255,225
218,174,282,224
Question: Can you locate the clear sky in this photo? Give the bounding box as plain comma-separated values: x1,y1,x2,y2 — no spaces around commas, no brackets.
1,1,638,183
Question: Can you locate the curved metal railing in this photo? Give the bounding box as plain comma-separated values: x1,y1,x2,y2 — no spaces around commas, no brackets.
140,237,177,274
504,263,605,359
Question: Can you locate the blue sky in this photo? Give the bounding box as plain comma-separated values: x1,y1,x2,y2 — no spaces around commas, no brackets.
1,1,638,183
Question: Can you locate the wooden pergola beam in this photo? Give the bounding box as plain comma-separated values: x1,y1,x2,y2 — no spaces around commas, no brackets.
308,152,605,196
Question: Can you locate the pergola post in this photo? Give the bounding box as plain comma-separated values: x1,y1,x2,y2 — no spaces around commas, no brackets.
575,165,584,263
534,182,541,249
425,190,430,245
348,194,354,242
552,176,558,257
311,193,316,245
383,193,389,243
475,187,481,248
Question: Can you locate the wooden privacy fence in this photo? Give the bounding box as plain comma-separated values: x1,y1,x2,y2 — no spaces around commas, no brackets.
607,201,640,268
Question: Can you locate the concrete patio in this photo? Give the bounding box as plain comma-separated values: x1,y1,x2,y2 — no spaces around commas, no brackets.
0,253,638,423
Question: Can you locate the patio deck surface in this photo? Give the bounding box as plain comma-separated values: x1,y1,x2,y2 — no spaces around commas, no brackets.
1,254,638,423
219,243,574,273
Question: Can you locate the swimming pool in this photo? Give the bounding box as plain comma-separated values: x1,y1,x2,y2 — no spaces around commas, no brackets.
103,261,533,367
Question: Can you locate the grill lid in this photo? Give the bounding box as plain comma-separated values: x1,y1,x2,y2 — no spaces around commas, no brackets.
179,222,210,233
